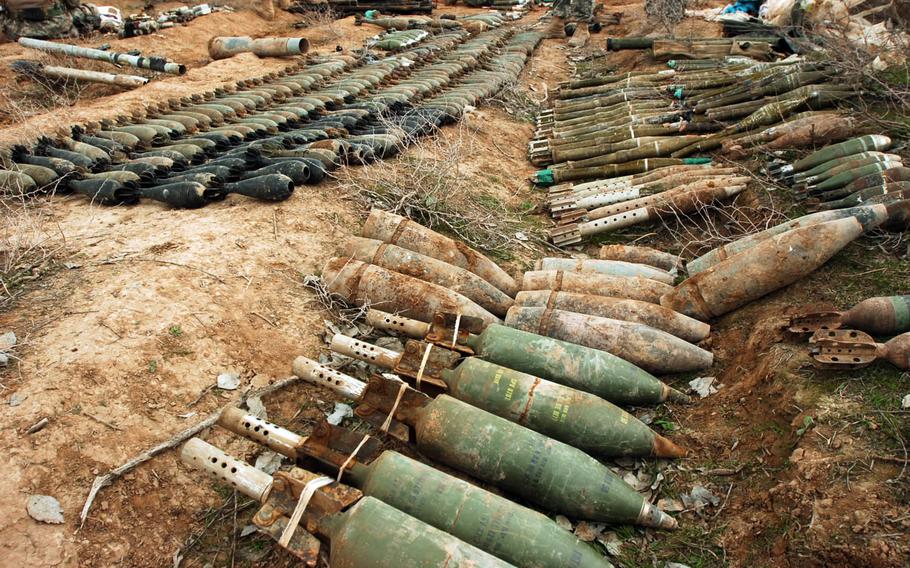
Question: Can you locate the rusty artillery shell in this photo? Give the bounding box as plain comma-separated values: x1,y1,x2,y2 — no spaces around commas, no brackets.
534,257,674,284
600,244,684,272
687,203,890,275
810,329,910,370
218,410,613,568
361,208,517,296
505,306,713,374
293,359,678,529
789,295,910,336
341,236,513,317
662,217,866,320
321,258,499,326
522,269,673,304
515,290,710,343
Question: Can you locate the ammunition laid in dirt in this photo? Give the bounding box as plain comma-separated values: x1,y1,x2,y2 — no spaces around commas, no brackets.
534,257,674,284
514,290,710,343
521,269,673,304
330,334,686,458
663,217,870,321
809,330,910,370
321,257,500,325
505,306,713,374
181,438,513,567
292,356,679,528
790,296,910,336
216,410,611,567
365,309,689,405
341,236,514,317
599,244,685,272
208,36,310,60
361,208,518,297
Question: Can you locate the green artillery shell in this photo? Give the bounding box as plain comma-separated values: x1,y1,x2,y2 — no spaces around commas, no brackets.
466,323,687,405
10,163,57,187
807,161,902,193
350,452,612,568
881,332,910,369
415,395,677,528
534,257,674,284
326,496,515,568
521,269,672,304
515,290,710,343
441,357,686,458
599,244,683,272
818,182,910,210
506,307,713,374
663,217,866,320
788,135,891,174
322,257,499,326
687,203,889,275
839,296,910,335
224,173,295,202
362,208,517,296
342,236,514,317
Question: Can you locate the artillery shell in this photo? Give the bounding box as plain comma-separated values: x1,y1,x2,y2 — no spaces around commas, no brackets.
599,244,684,272
506,306,713,374
223,173,294,202
9,163,57,187
521,269,672,304
326,497,514,568
687,203,889,275
321,258,499,326
442,357,686,458
663,217,866,320
0,170,37,195
361,208,517,297
351,452,612,568
466,323,688,405
415,395,677,528
534,257,674,284
341,236,514,317
515,290,710,343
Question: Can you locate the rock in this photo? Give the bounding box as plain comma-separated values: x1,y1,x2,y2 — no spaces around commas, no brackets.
246,396,267,420
574,521,605,542
217,372,240,390
689,376,719,398
555,515,572,531
902,394,910,409
27,495,64,524
0,353,8,367
658,497,686,512
9,393,23,406
681,485,719,511
0,331,16,351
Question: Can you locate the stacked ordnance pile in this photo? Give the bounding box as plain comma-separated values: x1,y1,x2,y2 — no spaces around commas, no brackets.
605,35,791,62
768,135,910,211
527,55,864,245
0,27,542,210
788,295,910,371
179,209,720,565
288,0,435,15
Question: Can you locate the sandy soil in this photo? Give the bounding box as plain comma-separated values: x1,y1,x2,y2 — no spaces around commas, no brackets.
1,1,908,567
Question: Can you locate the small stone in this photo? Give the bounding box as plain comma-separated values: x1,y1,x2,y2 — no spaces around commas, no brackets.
902,394,910,409
217,372,240,390
0,353,8,367
27,495,64,524
9,393,24,406
0,331,16,351
326,402,353,426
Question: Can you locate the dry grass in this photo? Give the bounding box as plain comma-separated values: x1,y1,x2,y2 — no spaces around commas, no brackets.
0,194,65,309
338,115,530,259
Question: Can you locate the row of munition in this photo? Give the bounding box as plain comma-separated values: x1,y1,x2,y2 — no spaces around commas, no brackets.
0,28,544,209
324,209,714,374
526,57,859,244
768,135,910,211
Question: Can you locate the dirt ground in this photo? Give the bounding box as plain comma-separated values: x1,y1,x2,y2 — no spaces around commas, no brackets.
0,1,908,567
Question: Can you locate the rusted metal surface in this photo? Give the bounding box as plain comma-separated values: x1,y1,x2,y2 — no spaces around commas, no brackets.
361,208,518,296
505,306,713,374
663,217,867,320
687,204,890,275
599,244,684,272
321,257,499,325
341,236,514,317
515,290,710,343
809,329,910,370
789,295,910,336
521,269,673,304
534,257,674,284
